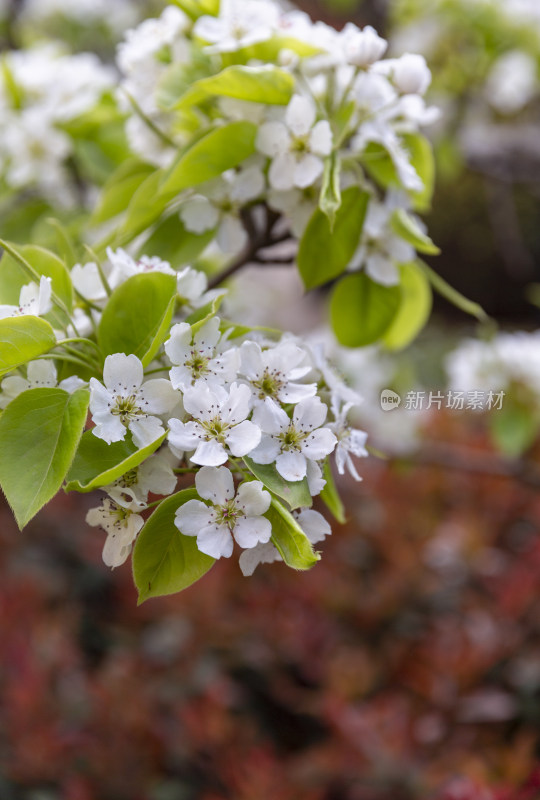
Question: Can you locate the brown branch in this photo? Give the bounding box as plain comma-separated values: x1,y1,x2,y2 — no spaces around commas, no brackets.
207,208,293,290
391,443,540,490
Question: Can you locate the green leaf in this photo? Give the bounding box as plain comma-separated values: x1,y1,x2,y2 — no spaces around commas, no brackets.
65,430,167,493
138,214,214,267
298,187,369,290
490,400,539,458
319,152,342,229
361,133,435,212
159,122,257,197
98,272,177,366
133,489,215,604
244,457,312,511
175,65,295,109
0,242,73,311
391,209,440,255
185,293,225,331
115,169,171,246
0,316,57,375
330,272,402,347
382,262,433,351
0,387,89,529
267,498,319,571
92,159,155,225
170,0,218,19
320,459,346,524
419,261,488,321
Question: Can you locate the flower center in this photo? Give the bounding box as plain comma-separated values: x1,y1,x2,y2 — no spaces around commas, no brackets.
215,499,242,530
111,394,143,425
121,468,139,488
202,415,229,443
253,369,283,400
291,135,310,154
186,350,210,378
279,423,303,451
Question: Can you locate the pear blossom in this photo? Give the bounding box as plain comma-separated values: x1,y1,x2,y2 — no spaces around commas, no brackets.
0,276,52,320
340,23,388,68
329,402,369,481
89,353,178,448
180,165,265,254
194,0,279,53
239,508,330,576
105,449,178,509
256,95,333,191
106,247,175,289
485,51,537,115
175,466,272,559
350,197,415,286
71,262,109,304
0,360,85,409
250,396,337,482
267,186,317,237
239,339,316,406
165,317,239,392
86,497,144,568
168,382,261,466
376,54,432,96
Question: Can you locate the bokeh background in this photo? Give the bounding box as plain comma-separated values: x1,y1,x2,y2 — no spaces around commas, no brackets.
2,1,540,798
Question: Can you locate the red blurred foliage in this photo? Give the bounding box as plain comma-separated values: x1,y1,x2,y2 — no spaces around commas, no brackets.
0,413,540,799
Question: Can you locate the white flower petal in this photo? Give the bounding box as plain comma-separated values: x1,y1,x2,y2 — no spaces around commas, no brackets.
276,451,307,482
168,419,204,451
234,515,272,549
256,121,290,158
249,435,281,465
285,95,316,137
309,121,333,156
296,509,331,544
129,416,165,448
196,465,235,505
235,481,271,517
268,153,296,191
294,396,328,431
293,153,324,189
175,499,214,537
192,438,228,466
138,378,177,414
301,427,337,460
103,353,143,394
225,420,261,457
197,524,234,559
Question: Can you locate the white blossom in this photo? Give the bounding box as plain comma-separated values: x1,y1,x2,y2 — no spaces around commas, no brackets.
239,508,330,576
175,466,271,558
485,51,538,115
256,95,333,191
71,262,109,303
239,339,316,406
165,317,239,392
0,276,52,320
376,53,432,96
89,353,177,448
106,247,175,289
250,396,337,482
194,0,279,53
340,23,388,68
350,196,415,286
168,382,261,466
86,497,144,568
0,360,85,409
329,402,368,481
105,448,178,509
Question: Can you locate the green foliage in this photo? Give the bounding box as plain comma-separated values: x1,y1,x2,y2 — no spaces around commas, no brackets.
244,457,313,510
330,272,402,347
383,262,433,351
0,387,89,528
66,431,167,493
320,459,346,524
98,272,178,366
490,394,540,458
363,133,435,212
159,121,258,197
170,0,219,20
92,159,155,225
138,214,215,267
0,242,73,311
133,489,215,604
267,498,320,571
298,187,369,290
172,65,295,109
319,152,342,228
390,209,440,255
0,317,57,375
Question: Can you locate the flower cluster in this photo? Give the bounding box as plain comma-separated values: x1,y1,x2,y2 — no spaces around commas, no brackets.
115,1,438,283
70,257,368,572
0,44,113,205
